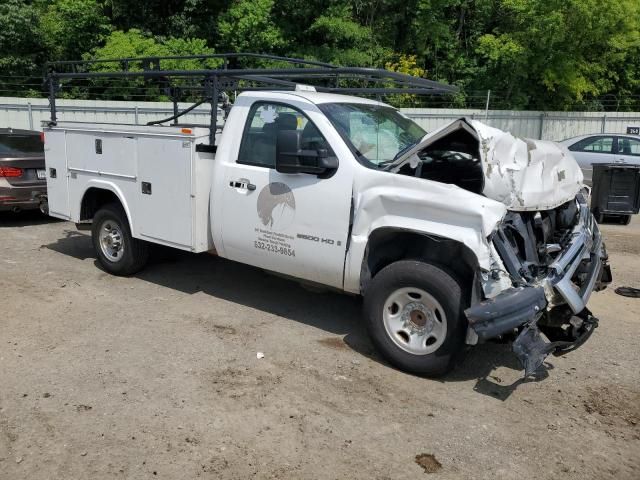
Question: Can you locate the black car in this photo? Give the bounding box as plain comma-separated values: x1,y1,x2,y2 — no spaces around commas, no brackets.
0,128,47,213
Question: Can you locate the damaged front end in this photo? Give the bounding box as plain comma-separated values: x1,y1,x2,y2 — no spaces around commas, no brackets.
385,116,611,374
465,192,612,375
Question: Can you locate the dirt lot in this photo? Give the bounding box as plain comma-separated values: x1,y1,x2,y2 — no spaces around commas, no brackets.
1,212,639,480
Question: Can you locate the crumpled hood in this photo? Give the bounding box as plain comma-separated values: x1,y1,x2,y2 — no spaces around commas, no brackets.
394,118,584,211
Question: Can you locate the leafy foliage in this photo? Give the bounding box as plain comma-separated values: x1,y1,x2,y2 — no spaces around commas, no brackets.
1,0,639,109
302,4,390,66
40,0,111,60
84,29,215,100
217,0,286,55
474,0,640,109
0,0,43,96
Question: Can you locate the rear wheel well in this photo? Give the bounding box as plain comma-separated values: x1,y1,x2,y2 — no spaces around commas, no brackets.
80,188,122,222
361,228,480,298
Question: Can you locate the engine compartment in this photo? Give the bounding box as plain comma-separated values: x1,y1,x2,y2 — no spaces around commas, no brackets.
492,199,580,284
396,128,484,195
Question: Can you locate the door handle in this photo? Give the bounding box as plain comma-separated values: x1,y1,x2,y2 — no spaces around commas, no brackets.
229,179,256,191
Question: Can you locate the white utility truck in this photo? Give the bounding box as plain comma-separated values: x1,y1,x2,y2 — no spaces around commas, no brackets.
43,54,611,376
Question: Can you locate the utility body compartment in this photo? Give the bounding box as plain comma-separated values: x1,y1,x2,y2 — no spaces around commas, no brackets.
44,122,215,252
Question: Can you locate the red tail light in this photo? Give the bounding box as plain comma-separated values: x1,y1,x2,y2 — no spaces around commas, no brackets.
40,131,45,143
0,167,23,178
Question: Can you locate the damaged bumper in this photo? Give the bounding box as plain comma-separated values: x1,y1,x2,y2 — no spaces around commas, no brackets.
465,194,611,374
547,195,609,313
465,287,547,341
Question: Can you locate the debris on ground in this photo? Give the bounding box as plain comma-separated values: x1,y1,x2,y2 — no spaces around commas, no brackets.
256,352,265,359
415,453,442,474
614,286,640,298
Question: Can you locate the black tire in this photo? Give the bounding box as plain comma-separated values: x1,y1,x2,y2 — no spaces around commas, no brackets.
363,260,467,376
92,203,149,276
620,214,632,225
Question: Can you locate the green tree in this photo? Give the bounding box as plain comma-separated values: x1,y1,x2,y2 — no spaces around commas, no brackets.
475,0,640,109
1,0,639,110
102,0,226,42
85,29,215,100
0,0,44,96
216,0,286,54
384,54,427,106
40,0,111,61
303,4,390,66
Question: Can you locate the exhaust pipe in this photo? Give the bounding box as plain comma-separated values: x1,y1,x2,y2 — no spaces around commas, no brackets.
39,198,49,215
11,206,21,213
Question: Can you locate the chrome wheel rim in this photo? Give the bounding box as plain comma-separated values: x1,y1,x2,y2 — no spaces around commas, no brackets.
382,287,447,355
98,220,124,262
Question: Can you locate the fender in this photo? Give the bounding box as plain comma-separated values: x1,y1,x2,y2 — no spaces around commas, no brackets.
343,171,507,293
76,179,136,233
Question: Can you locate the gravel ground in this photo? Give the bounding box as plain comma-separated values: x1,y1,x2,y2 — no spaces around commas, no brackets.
1,211,639,480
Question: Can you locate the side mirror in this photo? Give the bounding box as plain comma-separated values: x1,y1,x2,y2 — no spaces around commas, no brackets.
275,130,338,175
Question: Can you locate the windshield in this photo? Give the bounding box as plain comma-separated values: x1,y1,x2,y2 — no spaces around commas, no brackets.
318,103,426,168
0,134,43,155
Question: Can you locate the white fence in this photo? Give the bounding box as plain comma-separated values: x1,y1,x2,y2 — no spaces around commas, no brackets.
1,96,640,141
402,108,640,141
0,97,218,131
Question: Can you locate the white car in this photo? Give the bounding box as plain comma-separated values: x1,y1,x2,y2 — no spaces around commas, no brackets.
559,133,640,185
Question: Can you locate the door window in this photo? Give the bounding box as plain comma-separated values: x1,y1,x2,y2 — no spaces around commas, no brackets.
237,102,330,168
569,136,614,153
617,137,640,156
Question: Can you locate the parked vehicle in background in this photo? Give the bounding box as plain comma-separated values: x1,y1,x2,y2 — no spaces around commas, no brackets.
0,128,47,213
590,163,640,225
559,133,640,185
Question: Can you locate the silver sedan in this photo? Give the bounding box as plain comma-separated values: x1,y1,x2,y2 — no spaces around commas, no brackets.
559,133,640,185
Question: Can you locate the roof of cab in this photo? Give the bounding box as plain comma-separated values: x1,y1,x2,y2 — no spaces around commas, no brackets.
239,90,387,107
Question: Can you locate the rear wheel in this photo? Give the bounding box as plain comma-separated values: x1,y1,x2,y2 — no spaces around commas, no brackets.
363,260,467,376
92,203,149,276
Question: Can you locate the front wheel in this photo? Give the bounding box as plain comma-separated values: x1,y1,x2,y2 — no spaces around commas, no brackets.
92,203,149,276
363,260,467,376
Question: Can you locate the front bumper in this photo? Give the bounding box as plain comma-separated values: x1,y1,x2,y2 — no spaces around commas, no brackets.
465,194,611,374
547,194,609,312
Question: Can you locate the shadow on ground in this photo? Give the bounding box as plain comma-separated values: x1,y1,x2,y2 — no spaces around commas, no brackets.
0,210,62,228
45,231,539,397
449,344,552,400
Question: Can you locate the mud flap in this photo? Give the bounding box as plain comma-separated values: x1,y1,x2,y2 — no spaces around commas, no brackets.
513,310,599,376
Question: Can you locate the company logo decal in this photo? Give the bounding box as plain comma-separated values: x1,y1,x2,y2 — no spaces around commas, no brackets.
257,182,296,230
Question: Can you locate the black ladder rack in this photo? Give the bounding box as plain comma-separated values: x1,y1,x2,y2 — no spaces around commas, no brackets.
45,52,458,145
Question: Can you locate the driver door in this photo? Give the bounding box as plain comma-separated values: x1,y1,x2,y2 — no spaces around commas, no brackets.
219,101,353,289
